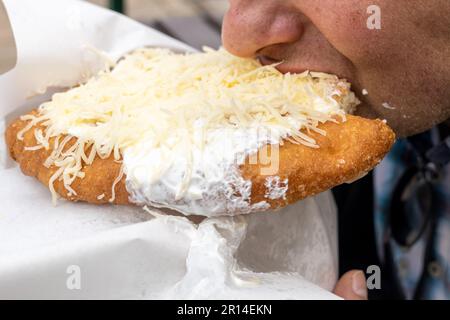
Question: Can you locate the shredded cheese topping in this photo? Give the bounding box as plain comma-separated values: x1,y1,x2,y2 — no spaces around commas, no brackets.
18,47,359,206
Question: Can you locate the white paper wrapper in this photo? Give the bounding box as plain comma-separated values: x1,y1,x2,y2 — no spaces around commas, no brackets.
0,0,339,299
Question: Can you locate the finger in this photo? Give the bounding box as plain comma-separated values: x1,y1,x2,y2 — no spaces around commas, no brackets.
334,270,368,300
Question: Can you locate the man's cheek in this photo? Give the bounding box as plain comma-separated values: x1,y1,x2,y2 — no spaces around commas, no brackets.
304,0,386,62
325,18,381,62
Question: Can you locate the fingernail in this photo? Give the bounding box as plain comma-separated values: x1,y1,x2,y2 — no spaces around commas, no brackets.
352,270,368,299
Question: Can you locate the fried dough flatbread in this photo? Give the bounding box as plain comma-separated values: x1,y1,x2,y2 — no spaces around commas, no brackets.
6,109,395,211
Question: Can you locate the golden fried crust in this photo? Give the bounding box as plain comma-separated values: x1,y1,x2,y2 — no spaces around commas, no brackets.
243,115,395,209
5,110,395,210
5,110,129,205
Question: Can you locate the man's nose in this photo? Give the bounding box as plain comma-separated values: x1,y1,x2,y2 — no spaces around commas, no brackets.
222,0,304,57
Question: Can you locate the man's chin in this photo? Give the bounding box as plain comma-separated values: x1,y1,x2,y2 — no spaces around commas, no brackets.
354,107,436,138
353,102,379,120
353,103,404,138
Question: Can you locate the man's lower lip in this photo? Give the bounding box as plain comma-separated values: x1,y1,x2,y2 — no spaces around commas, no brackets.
275,64,309,74
259,56,342,76
257,56,311,74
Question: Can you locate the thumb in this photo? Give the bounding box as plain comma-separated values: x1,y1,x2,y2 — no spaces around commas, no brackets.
334,270,368,300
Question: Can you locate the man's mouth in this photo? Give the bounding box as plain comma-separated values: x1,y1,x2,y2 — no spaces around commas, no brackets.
257,55,310,75
258,53,378,122
257,55,281,66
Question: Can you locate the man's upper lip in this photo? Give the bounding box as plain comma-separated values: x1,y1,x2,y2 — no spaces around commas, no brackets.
258,55,281,65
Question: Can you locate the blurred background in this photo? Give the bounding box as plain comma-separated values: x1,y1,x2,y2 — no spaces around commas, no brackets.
0,0,228,73
89,0,227,48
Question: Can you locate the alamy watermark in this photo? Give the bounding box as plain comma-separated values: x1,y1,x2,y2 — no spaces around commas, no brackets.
66,264,81,290
367,5,382,30
206,126,281,176
366,265,381,290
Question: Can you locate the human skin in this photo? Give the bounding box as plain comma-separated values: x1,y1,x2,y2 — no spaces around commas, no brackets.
222,0,450,299
222,0,450,138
